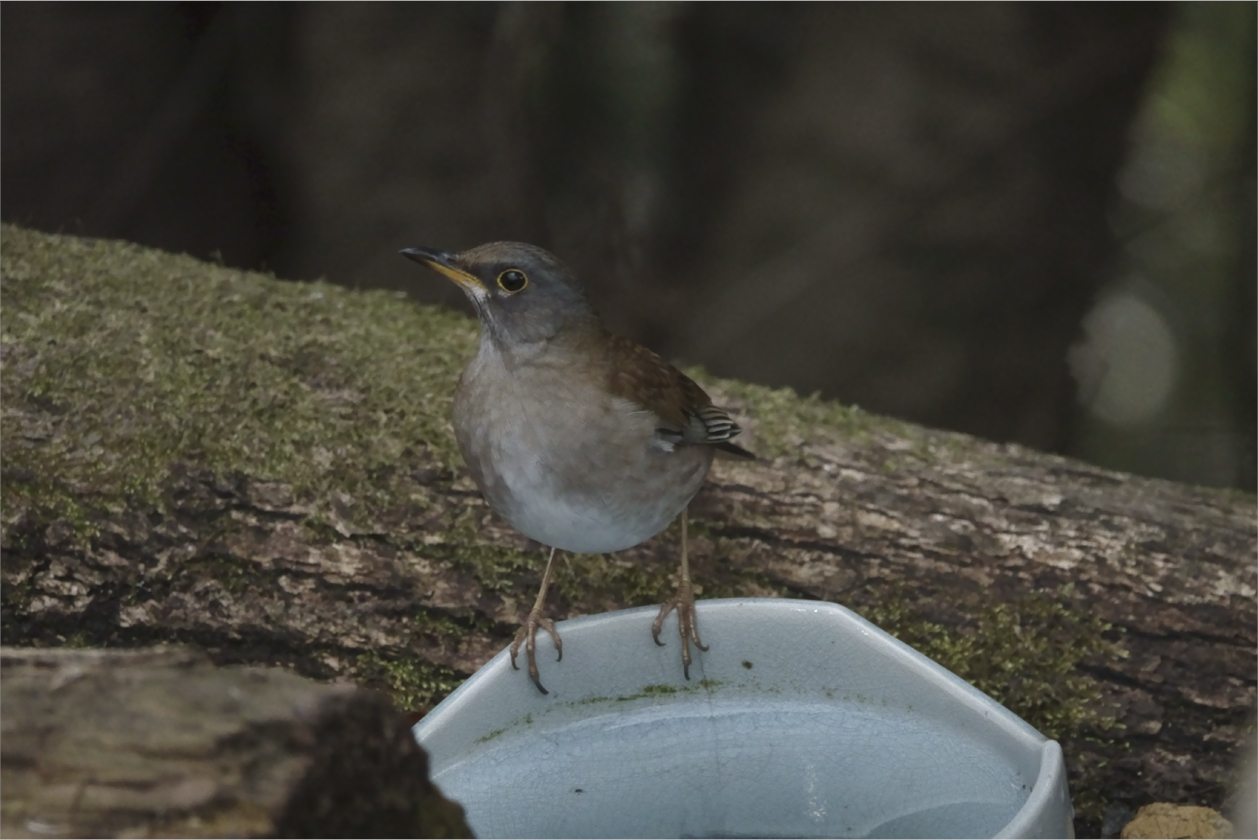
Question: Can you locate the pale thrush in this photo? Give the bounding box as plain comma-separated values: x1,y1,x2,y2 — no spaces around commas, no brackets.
402,241,752,693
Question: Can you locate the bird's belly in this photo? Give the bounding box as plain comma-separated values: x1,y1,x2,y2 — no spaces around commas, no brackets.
493,451,708,553
454,377,713,553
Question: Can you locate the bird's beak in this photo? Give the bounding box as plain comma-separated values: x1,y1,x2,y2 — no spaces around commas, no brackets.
400,246,488,293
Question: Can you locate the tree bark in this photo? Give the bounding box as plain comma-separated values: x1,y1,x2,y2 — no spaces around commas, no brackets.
0,646,471,838
1,226,1253,837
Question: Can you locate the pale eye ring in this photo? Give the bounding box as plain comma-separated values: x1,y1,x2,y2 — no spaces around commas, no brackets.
497,269,528,293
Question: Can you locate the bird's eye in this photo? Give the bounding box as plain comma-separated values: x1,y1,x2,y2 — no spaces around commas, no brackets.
497,269,528,293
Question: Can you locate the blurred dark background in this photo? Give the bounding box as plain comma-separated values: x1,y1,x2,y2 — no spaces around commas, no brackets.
3,2,1253,490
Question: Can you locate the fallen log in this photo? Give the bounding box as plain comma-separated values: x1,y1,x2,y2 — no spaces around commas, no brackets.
1,225,1253,836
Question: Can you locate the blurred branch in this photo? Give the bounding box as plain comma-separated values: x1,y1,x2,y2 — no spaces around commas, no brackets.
0,647,472,838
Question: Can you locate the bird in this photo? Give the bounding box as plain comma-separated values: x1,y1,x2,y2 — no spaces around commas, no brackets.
402,241,752,694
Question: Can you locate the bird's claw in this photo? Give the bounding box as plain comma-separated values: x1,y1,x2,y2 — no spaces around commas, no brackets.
510,611,562,695
652,581,708,680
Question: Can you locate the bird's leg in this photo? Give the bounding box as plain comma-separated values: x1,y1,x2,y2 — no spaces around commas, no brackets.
510,546,563,695
652,507,708,679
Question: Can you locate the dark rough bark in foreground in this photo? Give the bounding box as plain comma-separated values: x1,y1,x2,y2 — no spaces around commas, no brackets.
0,647,472,839
2,227,1254,836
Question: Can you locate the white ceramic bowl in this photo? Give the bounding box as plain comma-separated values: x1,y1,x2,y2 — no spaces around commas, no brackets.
413,598,1074,839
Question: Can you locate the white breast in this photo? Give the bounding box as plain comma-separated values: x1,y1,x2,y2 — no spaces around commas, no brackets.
453,343,713,554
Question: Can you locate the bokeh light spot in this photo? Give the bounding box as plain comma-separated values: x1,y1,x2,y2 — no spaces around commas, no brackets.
1068,291,1178,427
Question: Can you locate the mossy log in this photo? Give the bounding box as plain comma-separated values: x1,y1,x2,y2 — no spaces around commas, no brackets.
0,646,472,838
1,225,1254,835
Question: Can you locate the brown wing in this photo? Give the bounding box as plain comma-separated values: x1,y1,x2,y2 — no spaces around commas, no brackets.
604,331,753,458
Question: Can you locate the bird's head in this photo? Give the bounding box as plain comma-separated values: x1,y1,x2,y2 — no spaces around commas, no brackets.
402,242,596,347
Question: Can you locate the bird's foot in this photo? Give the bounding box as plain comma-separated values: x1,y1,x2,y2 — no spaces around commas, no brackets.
652,580,708,680
510,610,562,695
